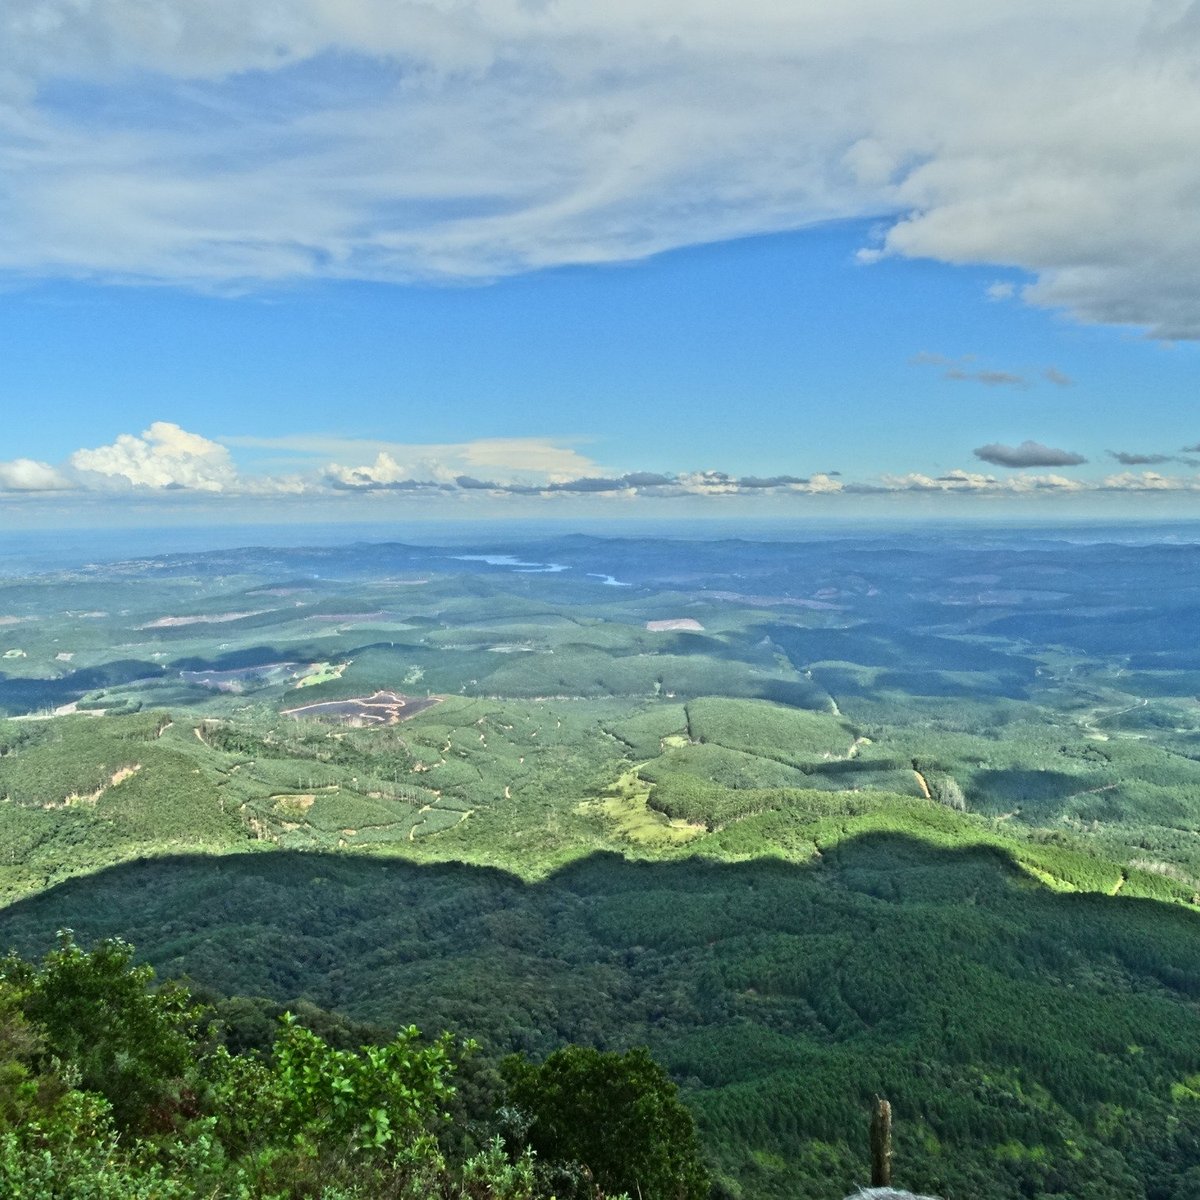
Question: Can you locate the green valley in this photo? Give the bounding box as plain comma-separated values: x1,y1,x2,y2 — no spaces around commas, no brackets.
4,527,1200,1197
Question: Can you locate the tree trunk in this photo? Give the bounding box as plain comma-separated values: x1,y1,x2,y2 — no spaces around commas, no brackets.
870,1095,893,1188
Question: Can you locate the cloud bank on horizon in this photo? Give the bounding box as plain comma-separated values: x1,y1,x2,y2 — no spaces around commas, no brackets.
3,421,1199,507
3,1,1200,337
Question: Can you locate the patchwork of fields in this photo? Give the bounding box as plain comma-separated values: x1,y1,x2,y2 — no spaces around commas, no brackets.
5,531,1200,891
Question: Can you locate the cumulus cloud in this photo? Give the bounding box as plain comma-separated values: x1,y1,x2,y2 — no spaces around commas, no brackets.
69,421,239,491
5,425,635,499
1101,471,1200,492
0,458,71,492
803,473,844,494
973,440,1088,469
10,418,1200,509
299,436,607,488
882,469,1085,494
936,471,999,490
0,4,1198,335
325,452,449,491
881,471,972,492
673,472,740,496
438,462,1184,501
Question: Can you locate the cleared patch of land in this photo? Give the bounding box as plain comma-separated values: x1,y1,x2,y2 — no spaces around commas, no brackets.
282,691,441,726
293,661,350,689
181,662,302,692
579,766,705,845
139,610,276,629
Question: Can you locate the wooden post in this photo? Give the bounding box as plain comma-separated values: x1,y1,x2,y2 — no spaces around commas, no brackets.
870,1094,893,1188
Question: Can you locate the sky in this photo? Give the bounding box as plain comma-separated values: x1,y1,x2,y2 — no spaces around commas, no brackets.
3,0,1200,526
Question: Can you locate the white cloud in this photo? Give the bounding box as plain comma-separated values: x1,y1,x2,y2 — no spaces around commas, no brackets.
1101,470,1200,492
321,437,609,489
937,470,1000,491
321,457,848,497
1013,474,1086,493
70,421,239,491
0,458,71,491
803,473,843,494
881,472,943,492
879,469,1086,494
1,3,1198,334
325,452,448,490
7,418,1200,508
454,438,606,483
675,471,740,496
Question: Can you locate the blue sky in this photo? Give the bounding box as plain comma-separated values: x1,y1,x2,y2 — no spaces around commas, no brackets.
3,2,1200,523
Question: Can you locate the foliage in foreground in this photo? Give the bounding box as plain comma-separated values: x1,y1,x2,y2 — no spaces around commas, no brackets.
503,1045,710,1200
11,839,1200,1199
0,933,708,1200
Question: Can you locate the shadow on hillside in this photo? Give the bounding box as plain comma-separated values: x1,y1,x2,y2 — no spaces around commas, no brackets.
3,832,1199,1047
0,658,168,715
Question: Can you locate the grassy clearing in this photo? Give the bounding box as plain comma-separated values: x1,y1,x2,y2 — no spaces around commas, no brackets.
579,766,705,846
293,660,349,688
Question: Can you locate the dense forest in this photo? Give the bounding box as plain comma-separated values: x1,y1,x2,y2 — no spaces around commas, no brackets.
7,836,1200,1198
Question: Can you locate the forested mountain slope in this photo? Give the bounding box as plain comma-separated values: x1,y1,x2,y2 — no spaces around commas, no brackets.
5,830,1200,1198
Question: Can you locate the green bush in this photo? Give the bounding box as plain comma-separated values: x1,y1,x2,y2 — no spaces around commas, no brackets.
0,930,198,1133
502,1045,710,1200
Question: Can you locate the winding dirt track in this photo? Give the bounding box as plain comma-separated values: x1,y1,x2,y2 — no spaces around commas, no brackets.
282,691,441,726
